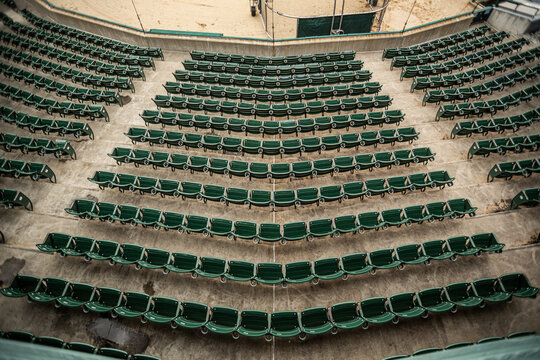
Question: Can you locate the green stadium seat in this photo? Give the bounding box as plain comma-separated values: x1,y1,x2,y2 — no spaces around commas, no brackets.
360,297,396,325
113,291,151,318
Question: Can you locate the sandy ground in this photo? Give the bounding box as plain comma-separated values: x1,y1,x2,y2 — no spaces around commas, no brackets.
47,0,476,38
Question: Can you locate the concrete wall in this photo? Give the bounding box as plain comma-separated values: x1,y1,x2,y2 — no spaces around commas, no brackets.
488,7,540,35
15,0,475,55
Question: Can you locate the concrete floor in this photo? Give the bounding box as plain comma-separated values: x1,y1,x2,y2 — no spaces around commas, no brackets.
0,10,539,360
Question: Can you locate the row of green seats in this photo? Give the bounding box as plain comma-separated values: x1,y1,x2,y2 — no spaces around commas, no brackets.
0,133,76,159
0,82,109,121
0,188,33,211
182,59,363,76
0,30,145,79
0,14,155,69
383,331,537,359
0,158,56,182
108,147,436,179
400,38,532,80
487,158,540,182
88,170,454,207
139,109,404,135
468,134,539,159
511,188,539,209
152,94,392,117
162,81,382,102
410,47,540,90
190,49,356,65
173,69,372,88
65,198,475,243
0,43,143,82
382,26,489,59
22,9,163,59
2,272,536,339
435,84,539,121
38,232,503,285
1,329,159,360
0,61,123,105
390,32,509,70
423,65,538,105
450,107,539,138
124,126,419,154
1,106,94,139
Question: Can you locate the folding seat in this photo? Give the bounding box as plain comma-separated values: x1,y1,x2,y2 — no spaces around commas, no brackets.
313,257,343,281
135,208,162,229
159,212,185,232
300,307,334,336
249,190,272,208
369,249,401,272
296,187,320,206
113,291,151,318
233,221,258,241
61,236,97,256
510,187,540,209
269,311,303,338
3,330,35,343
291,161,313,178
27,277,70,303
88,171,116,190
308,219,334,240
407,173,432,192
206,306,240,336
173,301,210,330
428,170,454,188
417,287,454,313
270,190,294,208
208,218,234,238
227,161,248,178
184,215,209,234
388,292,426,320
313,158,334,175
138,248,171,270
222,187,247,206
85,240,120,261
84,287,123,313
242,138,263,155
188,156,210,173
359,131,379,147
374,151,394,168
412,147,435,164
55,282,96,308
110,244,145,265
237,310,270,339
196,257,227,280
386,176,411,195
365,178,389,197
471,278,511,303
360,297,396,325
164,252,198,275
357,211,383,232
318,185,342,203
1,274,41,298
144,296,180,324
222,137,243,153
65,199,96,219
37,232,72,253
284,261,314,285
395,242,428,267
342,182,366,200
444,282,484,309
223,260,255,283
330,156,353,173
249,162,270,179
425,201,453,221
498,273,538,298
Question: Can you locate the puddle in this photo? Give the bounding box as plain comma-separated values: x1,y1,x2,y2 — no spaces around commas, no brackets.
143,280,155,296
0,257,26,287
88,318,149,354
121,95,132,105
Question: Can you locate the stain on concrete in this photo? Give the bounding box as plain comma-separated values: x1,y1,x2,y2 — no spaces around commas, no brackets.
528,233,539,244
143,280,155,296
485,199,511,214
85,194,100,203
88,318,149,354
121,95,132,105
0,257,25,287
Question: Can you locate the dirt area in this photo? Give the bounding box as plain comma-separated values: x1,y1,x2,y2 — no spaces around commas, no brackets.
47,0,476,38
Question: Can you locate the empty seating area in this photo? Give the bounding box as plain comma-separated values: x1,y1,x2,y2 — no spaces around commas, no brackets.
487,158,540,182
1,132,76,158
467,134,539,159
1,272,536,340
0,158,56,182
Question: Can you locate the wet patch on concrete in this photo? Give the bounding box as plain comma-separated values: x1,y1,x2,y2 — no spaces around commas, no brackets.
88,317,149,354
85,194,100,203
0,257,25,287
121,95,132,105
485,199,511,214
143,280,155,296
528,233,539,244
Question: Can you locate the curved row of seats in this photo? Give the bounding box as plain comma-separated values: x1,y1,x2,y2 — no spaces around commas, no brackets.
151,94,393,117
0,43,143,83
22,9,163,59
0,188,33,211
399,38,531,80
511,188,539,209
0,61,123,105
163,81,382,102
467,134,539,159
108,147,436,179
65,198,476,244
0,14,155,69
38,232,503,285
450,107,539,138
139,109,405,135
0,82,109,121
0,30,145,79
0,133,76,159
435,84,539,120
383,331,537,359
182,59,363,76
0,158,56,182
390,31,509,70
1,106,94,139
410,47,540,91
1,329,159,360
88,170,454,207
422,65,538,105
173,69,372,88
487,158,540,182
1,273,536,339
190,50,356,65
124,127,420,154
382,26,489,59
